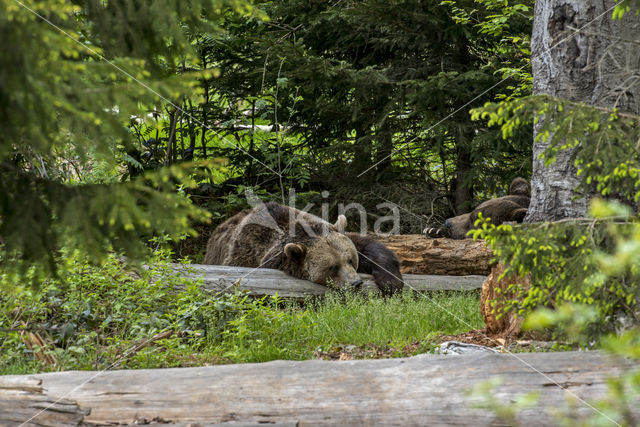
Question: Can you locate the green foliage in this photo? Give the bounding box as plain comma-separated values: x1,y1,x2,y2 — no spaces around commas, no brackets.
1,248,192,372
0,0,259,280
467,4,640,418
181,0,534,221
0,249,482,373
472,200,639,340
1,164,218,283
613,0,640,19
473,95,640,202
470,78,640,343
516,302,640,426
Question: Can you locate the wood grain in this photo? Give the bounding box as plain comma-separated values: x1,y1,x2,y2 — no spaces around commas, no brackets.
374,235,494,276
0,376,88,427
2,352,636,426
175,264,485,297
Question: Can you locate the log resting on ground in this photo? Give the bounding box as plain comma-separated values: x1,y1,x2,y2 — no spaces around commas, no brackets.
176,264,485,297
1,351,636,426
373,235,494,275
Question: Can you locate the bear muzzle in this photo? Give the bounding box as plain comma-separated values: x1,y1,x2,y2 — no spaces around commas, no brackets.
334,265,362,289
349,279,364,291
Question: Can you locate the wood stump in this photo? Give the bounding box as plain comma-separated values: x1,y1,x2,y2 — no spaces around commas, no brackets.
374,235,494,275
480,262,531,337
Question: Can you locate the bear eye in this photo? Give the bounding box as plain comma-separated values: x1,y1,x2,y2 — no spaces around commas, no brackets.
329,264,340,275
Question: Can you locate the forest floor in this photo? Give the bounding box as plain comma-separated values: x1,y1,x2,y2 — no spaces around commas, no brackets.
1,250,492,374
1,250,566,376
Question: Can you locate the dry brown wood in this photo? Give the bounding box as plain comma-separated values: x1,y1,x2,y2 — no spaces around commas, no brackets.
480,262,531,337
0,376,88,427
374,235,494,275
2,352,636,426
175,264,485,297
19,321,57,367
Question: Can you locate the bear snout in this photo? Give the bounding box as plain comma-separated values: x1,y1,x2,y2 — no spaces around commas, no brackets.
336,265,361,289
350,279,363,290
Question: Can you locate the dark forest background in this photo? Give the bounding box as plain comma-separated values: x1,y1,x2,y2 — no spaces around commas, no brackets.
123,0,534,251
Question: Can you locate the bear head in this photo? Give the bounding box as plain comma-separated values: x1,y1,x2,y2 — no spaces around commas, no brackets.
263,214,362,289
509,177,530,197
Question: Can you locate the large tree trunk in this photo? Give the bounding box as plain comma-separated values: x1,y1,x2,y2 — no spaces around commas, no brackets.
354,123,373,177
452,144,474,214
526,0,640,221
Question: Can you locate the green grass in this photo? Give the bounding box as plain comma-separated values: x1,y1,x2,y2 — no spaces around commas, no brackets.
198,290,483,364
0,250,483,374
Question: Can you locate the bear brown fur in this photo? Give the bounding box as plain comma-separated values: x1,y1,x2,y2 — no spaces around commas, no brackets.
346,233,404,295
204,202,364,289
204,202,405,293
424,178,530,239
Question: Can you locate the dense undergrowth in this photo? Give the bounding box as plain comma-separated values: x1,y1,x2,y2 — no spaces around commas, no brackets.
0,249,482,375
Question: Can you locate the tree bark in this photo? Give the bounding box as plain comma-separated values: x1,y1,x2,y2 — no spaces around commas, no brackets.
0,376,88,427
452,143,474,214
354,123,373,177
163,109,178,166
374,235,494,276
375,120,393,178
527,0,640,221
480,262,531,337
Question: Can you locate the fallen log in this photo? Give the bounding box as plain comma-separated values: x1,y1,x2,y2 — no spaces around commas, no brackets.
374,235,494,275
175,264,485,297
2,352,635,426
0,376,88,427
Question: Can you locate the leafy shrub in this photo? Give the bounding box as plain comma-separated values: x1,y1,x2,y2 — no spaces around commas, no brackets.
471,204,640,341
0,248,483,373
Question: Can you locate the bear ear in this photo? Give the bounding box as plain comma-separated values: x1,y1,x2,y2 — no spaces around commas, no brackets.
284,243,306,261
332,215,347,232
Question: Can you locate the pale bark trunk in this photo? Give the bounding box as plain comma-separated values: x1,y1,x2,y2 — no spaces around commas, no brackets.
526,0,640,221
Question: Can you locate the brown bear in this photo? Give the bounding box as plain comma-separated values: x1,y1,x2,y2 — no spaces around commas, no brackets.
424,178,530,239
204,202,403,294
346,233,404,296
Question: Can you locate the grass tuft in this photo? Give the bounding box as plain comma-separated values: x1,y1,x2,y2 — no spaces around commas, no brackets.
1,250,482,373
